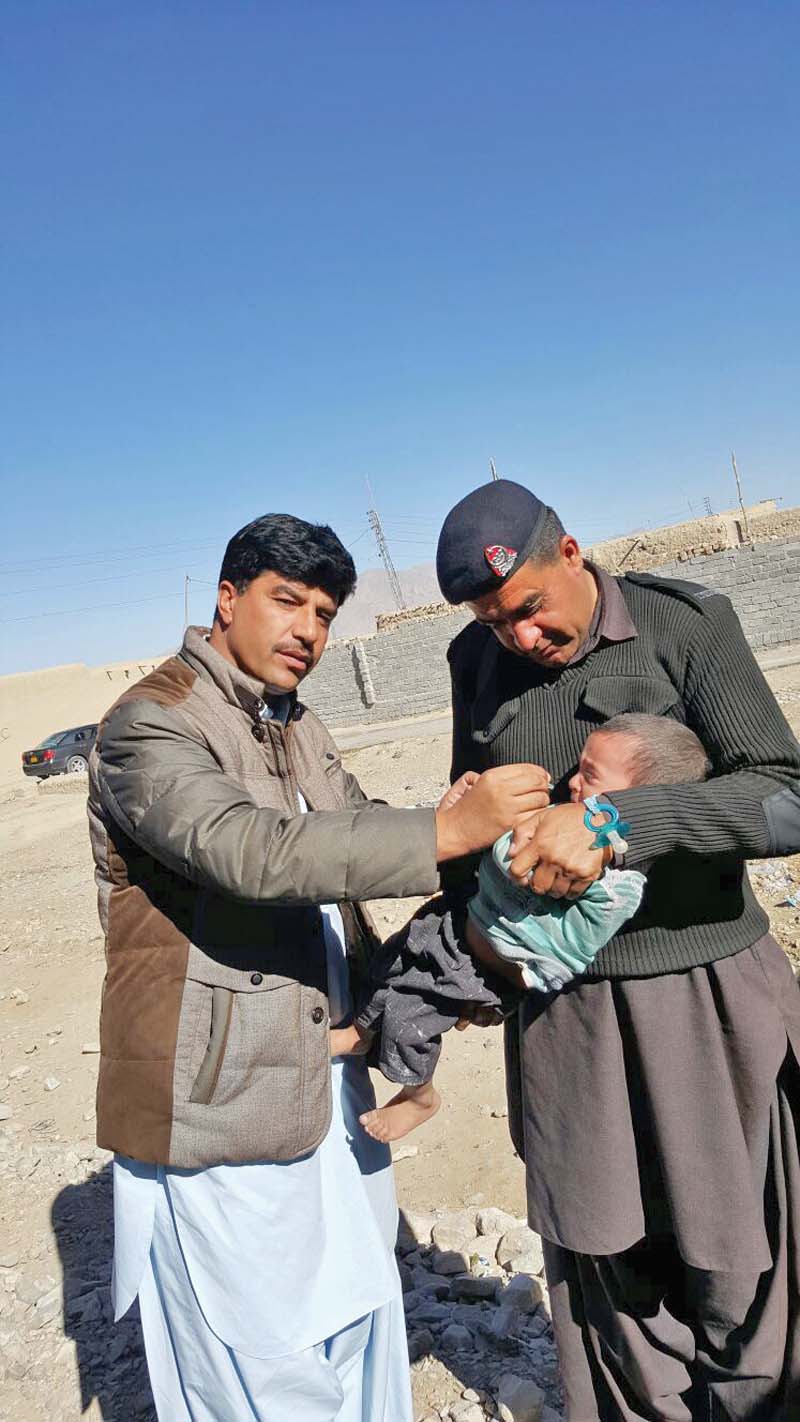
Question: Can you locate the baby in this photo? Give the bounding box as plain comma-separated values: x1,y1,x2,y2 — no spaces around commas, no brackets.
336,713,711,1143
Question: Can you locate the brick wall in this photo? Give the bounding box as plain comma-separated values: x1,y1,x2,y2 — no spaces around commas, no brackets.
653,536,800,650
301,535,800,728
301,609,471,726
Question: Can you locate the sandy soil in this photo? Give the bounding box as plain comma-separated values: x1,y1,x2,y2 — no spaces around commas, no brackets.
0,733,528,1236
2,675,800,1419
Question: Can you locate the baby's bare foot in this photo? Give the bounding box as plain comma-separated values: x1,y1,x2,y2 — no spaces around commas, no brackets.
359,1085,441,1143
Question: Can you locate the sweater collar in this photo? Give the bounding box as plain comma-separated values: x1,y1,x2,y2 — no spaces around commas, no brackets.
180,625,296,726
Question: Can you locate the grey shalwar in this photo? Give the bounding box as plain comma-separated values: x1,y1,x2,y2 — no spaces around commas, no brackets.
512,935,800,1420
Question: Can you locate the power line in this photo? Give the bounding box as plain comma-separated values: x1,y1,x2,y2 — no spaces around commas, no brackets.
0,536,222,576
382,536,435,545
3,561,217,597
0,591,183,625
380,517,443,527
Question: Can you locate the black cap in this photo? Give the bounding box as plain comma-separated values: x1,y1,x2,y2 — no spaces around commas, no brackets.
436,479,550,605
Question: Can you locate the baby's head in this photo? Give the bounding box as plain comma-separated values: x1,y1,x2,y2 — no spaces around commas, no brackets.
569,713,711,802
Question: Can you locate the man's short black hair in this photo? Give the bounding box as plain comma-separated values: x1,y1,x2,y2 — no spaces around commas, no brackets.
218,513,357,607
527,506,566,565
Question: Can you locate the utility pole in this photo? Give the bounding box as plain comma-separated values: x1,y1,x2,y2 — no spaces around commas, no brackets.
489,458,499,481
366,480,406,610
184,574,190,630
731,451,751,543
703,496,714,517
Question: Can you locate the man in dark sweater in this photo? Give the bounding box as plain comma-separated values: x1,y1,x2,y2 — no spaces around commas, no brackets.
437,478,800,1421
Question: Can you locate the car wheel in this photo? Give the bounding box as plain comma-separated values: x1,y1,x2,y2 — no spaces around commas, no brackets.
65,755,88,774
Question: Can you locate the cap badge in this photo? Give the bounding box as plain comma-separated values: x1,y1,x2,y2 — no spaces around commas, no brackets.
484,544,517,578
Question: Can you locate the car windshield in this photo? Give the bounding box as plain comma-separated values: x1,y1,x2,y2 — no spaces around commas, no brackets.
35,732,68,749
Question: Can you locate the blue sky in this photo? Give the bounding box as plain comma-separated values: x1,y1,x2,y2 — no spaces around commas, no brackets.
2,2,798,673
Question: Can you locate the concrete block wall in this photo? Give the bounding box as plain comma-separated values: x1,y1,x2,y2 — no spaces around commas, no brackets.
301,609,471,726
654,536,800,650
302,534,800,728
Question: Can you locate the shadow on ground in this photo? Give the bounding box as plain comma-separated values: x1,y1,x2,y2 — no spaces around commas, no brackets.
51,1179,535,1420
53,1165,155,1422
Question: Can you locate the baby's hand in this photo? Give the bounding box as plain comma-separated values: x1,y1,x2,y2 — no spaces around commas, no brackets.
437,770,480,813
330,1023,373,1058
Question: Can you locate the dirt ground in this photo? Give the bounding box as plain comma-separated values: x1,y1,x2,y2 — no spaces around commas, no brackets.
2,666,800,1420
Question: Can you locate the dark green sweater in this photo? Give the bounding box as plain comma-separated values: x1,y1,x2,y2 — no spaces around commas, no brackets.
446,571,800,977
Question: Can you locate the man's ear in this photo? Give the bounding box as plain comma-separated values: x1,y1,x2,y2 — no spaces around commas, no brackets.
216,580,238,629
560,535,583,570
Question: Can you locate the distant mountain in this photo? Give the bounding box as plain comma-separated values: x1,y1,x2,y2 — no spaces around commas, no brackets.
332,562,441,640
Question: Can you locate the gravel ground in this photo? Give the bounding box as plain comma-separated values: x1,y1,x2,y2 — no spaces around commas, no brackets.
2,677,800,1420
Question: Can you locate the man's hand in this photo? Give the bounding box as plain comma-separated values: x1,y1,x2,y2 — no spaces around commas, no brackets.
435,764,551,862
507,802,611,898
437,770,480,812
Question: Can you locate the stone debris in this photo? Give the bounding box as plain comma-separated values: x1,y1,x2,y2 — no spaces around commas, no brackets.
476,1208,522,1238
432,1247,471,1275
496,1371,546,1420
401,1210,437,1248
33,1286,63,1328
394,1205,564,1416
450,1402,486,1422
432,1213,478,1251
81,1042,101,1055
391,1145,419,1162
43,1076,61,1093
0,1105,11,1122
497,1228,545,1278
449,1274,500,1302
441,1322,474,1350
502,1273,544,1313
0,1120,566,1422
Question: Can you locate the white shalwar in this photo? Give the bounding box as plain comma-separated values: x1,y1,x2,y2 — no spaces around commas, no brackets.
112,828,412,1420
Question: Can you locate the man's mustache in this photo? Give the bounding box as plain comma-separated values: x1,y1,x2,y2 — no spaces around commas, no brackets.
531,629,571,651
275,644,312,666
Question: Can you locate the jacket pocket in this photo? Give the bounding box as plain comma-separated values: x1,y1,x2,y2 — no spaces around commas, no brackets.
177,949,307,1109
578,675,681,722
189,986,234,1104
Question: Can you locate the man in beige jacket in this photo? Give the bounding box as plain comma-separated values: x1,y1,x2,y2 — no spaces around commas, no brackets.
88,511,548,1422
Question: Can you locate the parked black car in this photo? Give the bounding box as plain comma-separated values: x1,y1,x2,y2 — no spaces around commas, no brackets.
21,724,98,779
